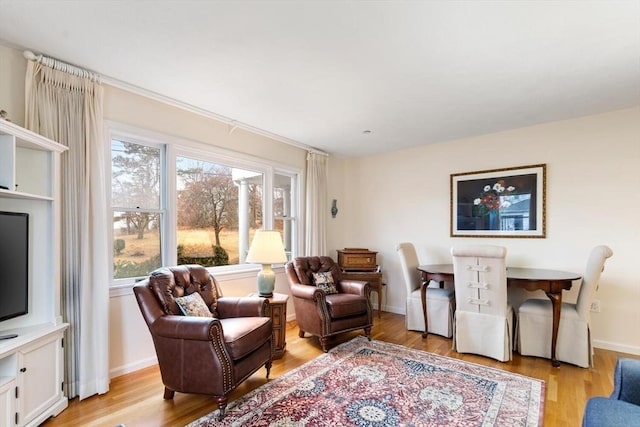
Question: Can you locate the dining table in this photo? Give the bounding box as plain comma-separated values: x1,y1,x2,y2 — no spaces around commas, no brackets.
418,264,581,367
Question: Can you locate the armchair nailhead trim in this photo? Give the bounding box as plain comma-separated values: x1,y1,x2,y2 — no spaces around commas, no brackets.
209,322,233,393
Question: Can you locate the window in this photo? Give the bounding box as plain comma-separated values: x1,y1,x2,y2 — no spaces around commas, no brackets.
109,125,301,284
111,139,164,280
176,156,264,267
274,172,298,261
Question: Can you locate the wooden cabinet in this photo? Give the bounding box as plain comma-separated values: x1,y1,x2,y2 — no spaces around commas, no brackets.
337,249,377,271
251,293,289,359
267,293,288,359
337,248,383,318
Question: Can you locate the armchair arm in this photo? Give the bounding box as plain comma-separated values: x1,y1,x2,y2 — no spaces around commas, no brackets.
290,282,326,302
612,358,640,405
151,315,222,341
339,279,370,296
217,296,269,318
582,397,640,427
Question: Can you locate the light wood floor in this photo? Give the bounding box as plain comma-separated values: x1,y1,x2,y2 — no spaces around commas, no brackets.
42,312,635,427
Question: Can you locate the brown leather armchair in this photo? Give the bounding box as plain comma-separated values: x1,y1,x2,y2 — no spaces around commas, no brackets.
285,256,373,352
133,265,272,420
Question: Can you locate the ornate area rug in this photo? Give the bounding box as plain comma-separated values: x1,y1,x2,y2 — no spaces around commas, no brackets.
187,336,544,426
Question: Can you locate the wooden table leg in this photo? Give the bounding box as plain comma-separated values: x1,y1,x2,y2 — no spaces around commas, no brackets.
546,291,563,367
377,282,386,318
421,281,429,338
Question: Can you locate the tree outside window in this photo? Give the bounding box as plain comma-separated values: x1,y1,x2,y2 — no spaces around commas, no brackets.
109,129,300,284
111,140,162,279
176,157,263,267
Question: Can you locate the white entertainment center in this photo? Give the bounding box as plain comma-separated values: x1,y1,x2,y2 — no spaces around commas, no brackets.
0,120,69,426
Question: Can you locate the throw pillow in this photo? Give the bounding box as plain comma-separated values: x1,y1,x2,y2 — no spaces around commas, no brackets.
312,271,339,294
174,292,213,317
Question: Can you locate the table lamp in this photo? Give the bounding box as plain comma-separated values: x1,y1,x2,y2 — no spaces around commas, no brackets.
246,230,288,297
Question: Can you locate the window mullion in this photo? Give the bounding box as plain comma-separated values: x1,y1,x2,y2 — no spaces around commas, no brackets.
263,169,273,229
164,144,177,266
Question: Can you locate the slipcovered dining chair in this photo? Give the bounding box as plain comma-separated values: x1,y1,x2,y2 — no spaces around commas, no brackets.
451,245,512,362
396,242,455,337
518,245,613,367
285,256,373,352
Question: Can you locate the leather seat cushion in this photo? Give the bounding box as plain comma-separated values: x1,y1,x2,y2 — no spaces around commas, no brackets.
220,317,272,360
326,293,368,319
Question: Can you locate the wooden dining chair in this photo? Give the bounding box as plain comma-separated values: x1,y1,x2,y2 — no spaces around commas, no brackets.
451,244,512,362
517,245,613,367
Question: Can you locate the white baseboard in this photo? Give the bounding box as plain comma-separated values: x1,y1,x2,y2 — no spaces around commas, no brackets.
286,304,406,322
110,355,158,379
593,339,640,356
381,304,405,315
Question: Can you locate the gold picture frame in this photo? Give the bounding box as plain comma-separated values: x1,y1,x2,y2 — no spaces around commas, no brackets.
450,164,546,238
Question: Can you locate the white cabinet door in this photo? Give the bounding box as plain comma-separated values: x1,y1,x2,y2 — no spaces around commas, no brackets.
0,377,16,427
18,334,63,426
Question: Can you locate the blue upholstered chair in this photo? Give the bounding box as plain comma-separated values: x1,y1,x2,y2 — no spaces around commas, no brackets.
582,358,640,426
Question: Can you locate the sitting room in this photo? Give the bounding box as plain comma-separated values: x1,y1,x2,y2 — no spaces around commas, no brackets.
0,1,638,426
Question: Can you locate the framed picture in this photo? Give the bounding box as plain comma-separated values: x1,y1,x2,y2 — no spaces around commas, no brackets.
450,164,546,238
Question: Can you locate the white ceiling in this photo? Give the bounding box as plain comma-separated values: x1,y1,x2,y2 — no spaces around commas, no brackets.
1,1,639,158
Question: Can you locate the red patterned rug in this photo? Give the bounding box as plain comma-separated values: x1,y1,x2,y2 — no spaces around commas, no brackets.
188,336,544,426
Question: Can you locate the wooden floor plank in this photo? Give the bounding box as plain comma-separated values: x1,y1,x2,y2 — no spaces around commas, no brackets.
42,312,636,427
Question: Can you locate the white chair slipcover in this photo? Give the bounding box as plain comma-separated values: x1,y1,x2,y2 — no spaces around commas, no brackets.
451,244,512,362
517,245,613,368
396,243,455,337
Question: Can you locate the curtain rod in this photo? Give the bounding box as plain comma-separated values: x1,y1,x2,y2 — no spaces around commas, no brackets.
104,74,329,157
22,50,328,157
24,50,101,82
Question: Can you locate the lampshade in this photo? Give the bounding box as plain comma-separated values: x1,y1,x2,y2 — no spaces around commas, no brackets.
246,230,287,264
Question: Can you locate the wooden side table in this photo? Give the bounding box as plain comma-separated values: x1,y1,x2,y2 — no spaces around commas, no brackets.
251,292,289,359
341,270,384,318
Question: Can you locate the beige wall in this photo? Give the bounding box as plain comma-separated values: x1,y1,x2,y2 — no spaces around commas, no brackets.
0,43,307,376
327,107,640,354
103,85,306,166
103,86,307,376
2,42,638,377
0,44,26,125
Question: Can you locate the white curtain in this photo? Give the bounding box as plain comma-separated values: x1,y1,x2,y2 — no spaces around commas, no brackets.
25,60,109,399
304,152,328,256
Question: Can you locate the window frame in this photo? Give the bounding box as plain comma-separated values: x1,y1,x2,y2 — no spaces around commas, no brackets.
109,128,166,288
273,170,300,262
106,121,303,290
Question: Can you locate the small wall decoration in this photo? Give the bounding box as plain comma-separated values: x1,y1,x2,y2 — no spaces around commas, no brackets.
450,164,546,238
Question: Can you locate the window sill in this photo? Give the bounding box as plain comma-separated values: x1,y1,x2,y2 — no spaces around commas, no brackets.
109,264,287,298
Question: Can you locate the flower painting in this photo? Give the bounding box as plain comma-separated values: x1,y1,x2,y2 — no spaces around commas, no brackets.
450,164,546,238
473,181,516,214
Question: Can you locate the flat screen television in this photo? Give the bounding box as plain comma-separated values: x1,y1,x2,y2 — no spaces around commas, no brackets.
0,211,29,322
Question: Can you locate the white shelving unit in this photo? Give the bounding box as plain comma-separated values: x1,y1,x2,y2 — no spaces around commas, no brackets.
0,119,69,426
